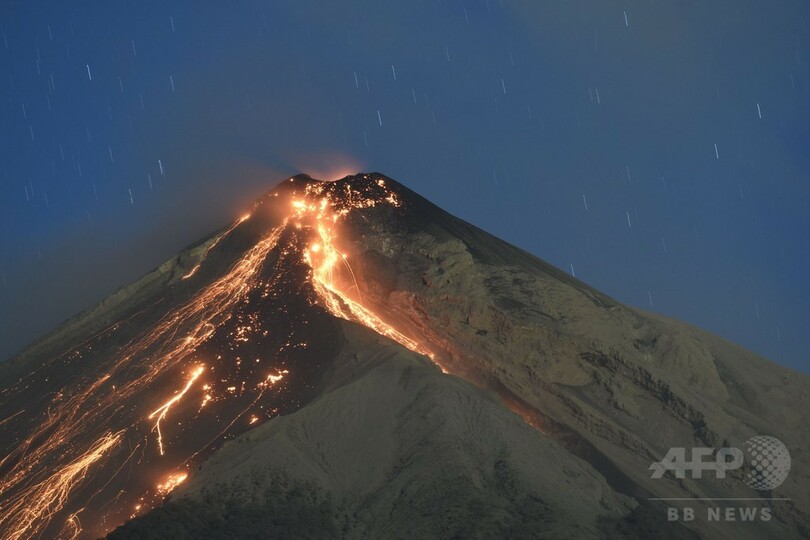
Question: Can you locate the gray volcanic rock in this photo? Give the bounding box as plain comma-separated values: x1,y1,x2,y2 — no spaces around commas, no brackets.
332,174,810,539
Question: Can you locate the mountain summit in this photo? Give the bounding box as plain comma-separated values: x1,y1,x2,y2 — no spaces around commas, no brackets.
0,173,807,539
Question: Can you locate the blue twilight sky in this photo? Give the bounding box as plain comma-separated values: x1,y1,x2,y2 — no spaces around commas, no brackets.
0,1,808,372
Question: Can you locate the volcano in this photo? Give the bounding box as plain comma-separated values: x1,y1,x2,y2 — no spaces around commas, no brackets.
0,173,807,539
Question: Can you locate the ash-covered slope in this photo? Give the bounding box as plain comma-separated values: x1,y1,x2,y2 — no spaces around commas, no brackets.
110,324,642,540
327,174,810,539
1,173,808,539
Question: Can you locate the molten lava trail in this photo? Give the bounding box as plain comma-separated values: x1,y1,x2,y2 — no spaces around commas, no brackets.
2,431,123,540
0,177,446,539
0,219,288,539
293,178,546,434
291,180,445,370
148,365,205,456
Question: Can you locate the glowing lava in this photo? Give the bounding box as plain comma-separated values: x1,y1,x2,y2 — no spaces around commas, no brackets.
0,213,288,539
148,365,205,456
292,180,443,370
0,176,445,539
0,431,123,540
155,471,188,497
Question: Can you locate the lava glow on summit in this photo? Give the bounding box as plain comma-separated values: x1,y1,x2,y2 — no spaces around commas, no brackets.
293,178,440,367
0,174,439,539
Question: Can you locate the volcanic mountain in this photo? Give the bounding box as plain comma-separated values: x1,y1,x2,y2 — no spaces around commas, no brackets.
0,173,807,539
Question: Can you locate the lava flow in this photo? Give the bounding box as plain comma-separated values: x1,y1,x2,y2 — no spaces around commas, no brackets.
290,179,441,367
0,174,441,539
2,431,124,540
0,211,294,538
148,365,205,456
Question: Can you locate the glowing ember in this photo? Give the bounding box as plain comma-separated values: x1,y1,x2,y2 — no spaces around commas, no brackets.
200,393,213,408
266,370,288,385
155,471,188,496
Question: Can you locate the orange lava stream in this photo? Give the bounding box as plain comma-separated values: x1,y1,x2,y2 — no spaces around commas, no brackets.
1,178,444,539
0,215,283,539
0,431,123,540
292,181,444,371
148,366,205,456
181,213,251,281
181,264,201,280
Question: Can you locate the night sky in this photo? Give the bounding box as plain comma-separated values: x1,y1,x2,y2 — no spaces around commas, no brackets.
1,1,808,372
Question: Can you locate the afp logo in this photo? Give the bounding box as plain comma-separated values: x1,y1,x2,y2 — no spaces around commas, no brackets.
650,436,791,490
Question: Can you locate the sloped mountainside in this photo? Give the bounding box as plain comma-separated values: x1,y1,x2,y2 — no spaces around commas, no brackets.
110,325,640,540
0,173,807,539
